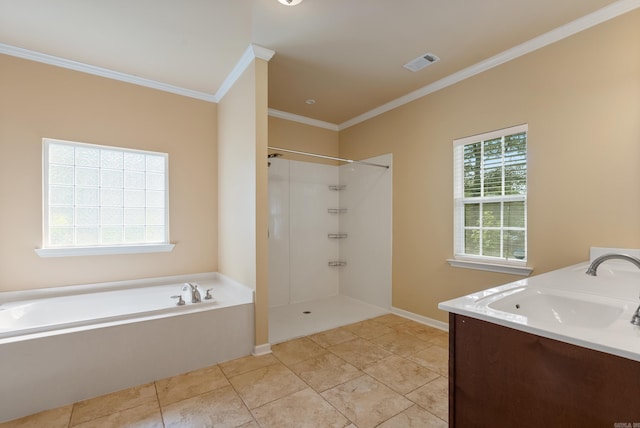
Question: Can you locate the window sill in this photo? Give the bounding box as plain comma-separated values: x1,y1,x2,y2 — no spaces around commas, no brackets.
35,244,175,258
447,258,533,276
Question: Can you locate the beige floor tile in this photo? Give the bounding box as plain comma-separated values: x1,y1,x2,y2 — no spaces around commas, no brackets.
363,355,440,395
371,314,410,327
71,402,162,428
308,327,358,348
328,337,392,369
271,337,327,366
155,364,229,407
428,333,449,349
343,319,393,340
377,404,447,428
219,353,279,378
69,383,157,426
161,385,255,428
321,374,412,428
289,352,362,392
408,345,449,377
252,387,349,428
228,363,307,409
0,405,72,428
392,321,446,342
406,376,449,422
370,331,432,357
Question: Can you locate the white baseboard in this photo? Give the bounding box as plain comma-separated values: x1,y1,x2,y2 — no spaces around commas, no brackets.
252,343,272,356
390,306,449,332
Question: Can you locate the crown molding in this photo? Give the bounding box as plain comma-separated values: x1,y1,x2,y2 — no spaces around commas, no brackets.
215,44,275,102
0,42,276,104
268,109,339,131
338,0,640,130
0,43,219,102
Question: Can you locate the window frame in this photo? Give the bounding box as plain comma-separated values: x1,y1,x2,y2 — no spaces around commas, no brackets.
449,124,532,276
36,138,174,257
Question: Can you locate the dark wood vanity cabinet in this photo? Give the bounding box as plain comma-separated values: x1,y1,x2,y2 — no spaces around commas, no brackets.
449,313,640,426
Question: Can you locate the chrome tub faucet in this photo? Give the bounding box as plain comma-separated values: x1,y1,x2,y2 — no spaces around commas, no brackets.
183,282,202,303
632,305,640,326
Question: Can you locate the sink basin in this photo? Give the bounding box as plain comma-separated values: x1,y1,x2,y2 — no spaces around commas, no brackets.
488,288,625,328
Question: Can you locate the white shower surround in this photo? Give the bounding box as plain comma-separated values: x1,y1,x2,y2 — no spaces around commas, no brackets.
268,154,392,310
339,153,393,309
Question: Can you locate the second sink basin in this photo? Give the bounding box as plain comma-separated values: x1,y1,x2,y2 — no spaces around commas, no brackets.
488,288,625,328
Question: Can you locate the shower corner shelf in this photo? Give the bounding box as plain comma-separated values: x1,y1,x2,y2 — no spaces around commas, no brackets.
328,185,346,191
328,233,348,239
328,208,348,214
328,261,347,267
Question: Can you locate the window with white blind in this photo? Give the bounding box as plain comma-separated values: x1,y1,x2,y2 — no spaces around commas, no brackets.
451,124,531,275
36,138,174,257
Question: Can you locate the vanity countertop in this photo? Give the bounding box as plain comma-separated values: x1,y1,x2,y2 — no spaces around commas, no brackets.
439,260,640,362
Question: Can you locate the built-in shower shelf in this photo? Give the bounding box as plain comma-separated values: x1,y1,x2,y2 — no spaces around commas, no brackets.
328,233,348,239
328,208,348,214
328,261,347,267
328,185,346,191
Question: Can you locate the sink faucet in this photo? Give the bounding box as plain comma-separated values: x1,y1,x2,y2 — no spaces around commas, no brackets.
585,253,640,276
183,282,202,303
585,253,640,326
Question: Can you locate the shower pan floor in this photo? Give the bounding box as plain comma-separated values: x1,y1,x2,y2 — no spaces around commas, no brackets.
269,295,388,344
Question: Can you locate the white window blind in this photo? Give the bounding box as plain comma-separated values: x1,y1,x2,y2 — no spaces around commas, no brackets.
41,138,170,251
453,124,527,264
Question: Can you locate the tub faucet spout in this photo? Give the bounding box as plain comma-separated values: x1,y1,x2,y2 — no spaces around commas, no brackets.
183,283,202,303
585,253,640,276
631,305,640,326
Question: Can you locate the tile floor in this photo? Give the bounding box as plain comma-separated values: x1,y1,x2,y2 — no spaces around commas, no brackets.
1,314,449,428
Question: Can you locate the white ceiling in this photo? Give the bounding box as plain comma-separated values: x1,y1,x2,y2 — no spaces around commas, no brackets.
1,0,635,127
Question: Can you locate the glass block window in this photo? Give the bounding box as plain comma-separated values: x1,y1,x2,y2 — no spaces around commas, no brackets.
43,138,169,248
453,124,527,263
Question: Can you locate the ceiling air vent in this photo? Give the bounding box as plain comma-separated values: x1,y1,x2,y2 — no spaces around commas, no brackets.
403,52,440,72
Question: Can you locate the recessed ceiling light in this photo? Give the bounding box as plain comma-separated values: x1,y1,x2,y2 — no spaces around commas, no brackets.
305,99,316,105
278,0,303,6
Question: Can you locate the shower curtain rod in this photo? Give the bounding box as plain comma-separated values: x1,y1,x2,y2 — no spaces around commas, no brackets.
268,147,389,169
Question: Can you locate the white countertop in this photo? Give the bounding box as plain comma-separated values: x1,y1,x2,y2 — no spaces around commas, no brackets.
439,260,640,362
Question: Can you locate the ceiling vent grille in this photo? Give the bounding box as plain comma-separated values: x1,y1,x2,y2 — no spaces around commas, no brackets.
403,53,440,72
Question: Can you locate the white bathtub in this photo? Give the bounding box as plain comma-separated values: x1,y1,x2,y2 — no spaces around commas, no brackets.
0,272,254,423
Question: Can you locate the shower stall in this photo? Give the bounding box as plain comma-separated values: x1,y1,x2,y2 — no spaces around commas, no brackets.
267,150,392,343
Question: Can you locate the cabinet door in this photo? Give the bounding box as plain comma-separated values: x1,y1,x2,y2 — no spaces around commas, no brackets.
450,314,640,427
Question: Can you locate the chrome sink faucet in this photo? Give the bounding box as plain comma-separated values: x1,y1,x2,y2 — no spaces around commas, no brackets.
183,282,202,303
585,253,640,326
585,253,640,276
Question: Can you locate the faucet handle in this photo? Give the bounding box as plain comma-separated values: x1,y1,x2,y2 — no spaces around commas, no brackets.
205,288,213,300
171,295,186,306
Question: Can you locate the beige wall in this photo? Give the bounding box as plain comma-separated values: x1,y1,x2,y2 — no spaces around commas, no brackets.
218,58,271,347
339,10,640,322
268,117,339,165
0,55,218,291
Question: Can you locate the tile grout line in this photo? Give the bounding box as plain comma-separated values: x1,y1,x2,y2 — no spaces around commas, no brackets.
219,362,263,427
272,337,360,426
152,381,167,428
